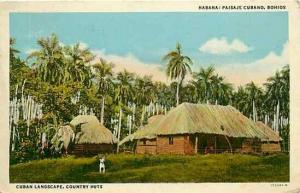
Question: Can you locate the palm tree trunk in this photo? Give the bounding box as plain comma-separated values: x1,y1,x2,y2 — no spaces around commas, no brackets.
100,96,105,124
116,107,122,153
273,111,276,131
176,78,180,106
264,114,268,125
11,125,15,151
140,105,145,126
276,100,280,133
129,115,132,135
252,100,256,122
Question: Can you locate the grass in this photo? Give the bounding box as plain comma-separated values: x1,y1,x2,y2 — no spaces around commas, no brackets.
10,153,289,183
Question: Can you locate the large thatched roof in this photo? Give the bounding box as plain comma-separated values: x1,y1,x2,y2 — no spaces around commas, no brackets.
70,115,117,144
255,121,281,142
120,103,280,145
155,103,269,138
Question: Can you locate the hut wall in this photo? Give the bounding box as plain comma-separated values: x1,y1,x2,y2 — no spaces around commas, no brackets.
241,139,260,153
135,139,157,154
157,134,195,155
73,144,114,155
261,142,281,153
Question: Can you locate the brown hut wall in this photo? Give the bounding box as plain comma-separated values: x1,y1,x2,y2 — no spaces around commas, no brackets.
157,135,186,154
241,139,261,153
73,144,114,155
135,139,157,154
261,142,281,153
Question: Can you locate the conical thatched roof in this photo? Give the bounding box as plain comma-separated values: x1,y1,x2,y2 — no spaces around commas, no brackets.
119,115,164,145
70,115,117,144
255,121,281,142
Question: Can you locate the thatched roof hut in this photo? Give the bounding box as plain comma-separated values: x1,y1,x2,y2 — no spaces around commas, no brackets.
122,103,277,142
120,103,282,154
70,115,117,144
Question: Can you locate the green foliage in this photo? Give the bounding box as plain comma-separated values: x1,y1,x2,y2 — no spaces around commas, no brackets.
10,121,40,164
9,34,290,164
10,153,289,183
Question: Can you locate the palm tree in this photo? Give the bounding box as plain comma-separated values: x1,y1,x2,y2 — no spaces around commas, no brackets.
64,43,94,86
27,34,65,85
93,58,114,124
10,38,20,61
193,66,215,103
155,82,173,110
114,70,135,153
163,43,193,106
115,70,135,105
232,86,249,115
181,82,198,104
211,74,233,105
134,76,155,106
245,82,263,122
133,76,156,126
264,71,285,132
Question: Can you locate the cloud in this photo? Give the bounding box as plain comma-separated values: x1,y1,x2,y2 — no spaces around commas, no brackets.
78,42,88,50
216,41,288,87
91,49,169,83
199,37,253,55
25,48,38,55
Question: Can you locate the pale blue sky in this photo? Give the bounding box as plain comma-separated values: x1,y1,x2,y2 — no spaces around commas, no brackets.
10,12,288,86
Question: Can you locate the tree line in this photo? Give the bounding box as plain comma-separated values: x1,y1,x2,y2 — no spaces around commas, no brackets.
9,34,289,163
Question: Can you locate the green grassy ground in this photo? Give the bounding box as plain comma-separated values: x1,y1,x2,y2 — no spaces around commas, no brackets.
10,153,289,183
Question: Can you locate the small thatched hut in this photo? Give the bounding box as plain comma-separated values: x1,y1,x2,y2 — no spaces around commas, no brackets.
120,103,281,155
70,115,117,155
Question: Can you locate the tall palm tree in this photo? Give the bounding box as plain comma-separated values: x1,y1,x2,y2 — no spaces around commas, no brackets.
193,66,215,103
134,76,155,106
211,74,233,105
115,70,135,105
232,86,249,115
27,34,65,85
93,58,114,124
264,70,286,132
10,38,20,61
245,81,263,122
64,43,94,86
155,82,173,110
114,70,135,153
133,76,156,126
163,43,193,106
280,65,290,119
181,82,198,104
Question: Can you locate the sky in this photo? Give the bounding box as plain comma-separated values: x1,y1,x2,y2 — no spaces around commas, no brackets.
10,12,288,87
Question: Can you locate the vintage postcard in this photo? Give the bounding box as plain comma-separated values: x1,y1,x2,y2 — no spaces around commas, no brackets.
0,1,300,193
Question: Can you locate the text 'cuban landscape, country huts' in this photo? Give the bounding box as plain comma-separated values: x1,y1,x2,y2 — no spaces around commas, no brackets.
120,103,281,155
